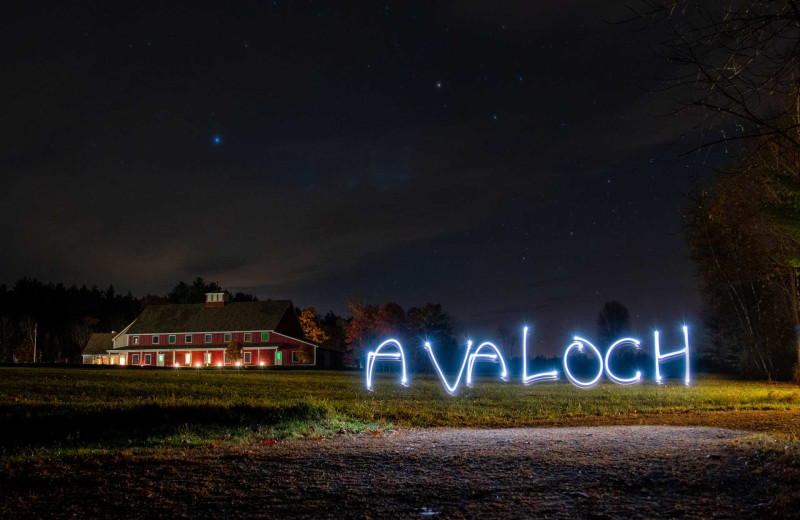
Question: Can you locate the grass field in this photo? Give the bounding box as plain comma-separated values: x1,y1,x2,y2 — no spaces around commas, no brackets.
1,367,800,456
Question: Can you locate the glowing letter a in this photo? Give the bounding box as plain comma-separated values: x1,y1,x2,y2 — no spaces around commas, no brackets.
365,339,408,391
466,342,509,386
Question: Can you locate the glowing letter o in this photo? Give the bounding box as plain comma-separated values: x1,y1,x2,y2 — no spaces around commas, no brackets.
563,337,603,388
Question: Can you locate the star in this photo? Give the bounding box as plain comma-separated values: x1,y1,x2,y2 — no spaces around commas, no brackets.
435,81,442,89
212,136,222,145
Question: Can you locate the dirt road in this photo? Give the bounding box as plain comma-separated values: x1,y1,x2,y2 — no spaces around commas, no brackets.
2,426,798,519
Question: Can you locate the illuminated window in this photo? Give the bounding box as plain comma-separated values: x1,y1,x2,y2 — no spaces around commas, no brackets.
152,335,159,344
244,333,252,342
244,352,251,364
185,335,192,343
119,357,126,366
205,352,212,364
132,336,139,345
185,353,191,365
205,334,212,343
144,354,152,365
132,354,139,365
276,352,281,361
261,332,269,342
169,335,176,344
292,351,300,363
224,333,232,342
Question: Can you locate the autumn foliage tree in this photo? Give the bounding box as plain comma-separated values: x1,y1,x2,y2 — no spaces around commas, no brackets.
13,341,34,363
225,341,243,364
686,127,800,380
298,307,330,344
344,301,380,367
629,1,800,380
344,301,456,370
406,303,456,371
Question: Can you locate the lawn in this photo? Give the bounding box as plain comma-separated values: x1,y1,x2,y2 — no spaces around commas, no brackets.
1,367,799,456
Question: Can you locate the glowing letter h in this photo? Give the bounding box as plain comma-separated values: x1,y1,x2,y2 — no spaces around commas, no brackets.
654,326,690,386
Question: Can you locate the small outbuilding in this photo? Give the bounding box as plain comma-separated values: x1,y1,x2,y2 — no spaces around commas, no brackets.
81,333,116,364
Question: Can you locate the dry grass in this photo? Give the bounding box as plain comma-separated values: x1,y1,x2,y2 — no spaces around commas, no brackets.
1,367,799,456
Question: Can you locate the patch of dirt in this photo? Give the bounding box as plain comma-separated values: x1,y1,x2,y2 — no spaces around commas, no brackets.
2,426,799,519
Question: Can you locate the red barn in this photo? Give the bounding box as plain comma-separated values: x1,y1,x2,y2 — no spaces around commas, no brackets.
95,293,328,367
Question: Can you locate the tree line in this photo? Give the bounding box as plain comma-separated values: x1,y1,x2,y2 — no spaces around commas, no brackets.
0,277,256,363
1,274,644,379
631,1,800,380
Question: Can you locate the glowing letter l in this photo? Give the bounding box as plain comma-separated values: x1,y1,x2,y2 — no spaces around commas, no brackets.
521,326,559,384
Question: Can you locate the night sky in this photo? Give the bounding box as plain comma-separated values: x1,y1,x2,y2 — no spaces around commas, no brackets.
1,1,716,353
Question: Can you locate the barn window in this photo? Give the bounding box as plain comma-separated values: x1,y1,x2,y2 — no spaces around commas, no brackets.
144,354,152,365
244,352,251,364
244,333,252,342
185,353,191,365
185,335,192,343
205,352,212,364
152,335,159,344
224,333,232,342
205,334,212,343
132,354,139,365
261,332,269,342
132,336,140,345
292,351,300,363
169,335,176,344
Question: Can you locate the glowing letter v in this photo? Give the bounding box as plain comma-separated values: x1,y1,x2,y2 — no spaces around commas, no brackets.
424,341,472,395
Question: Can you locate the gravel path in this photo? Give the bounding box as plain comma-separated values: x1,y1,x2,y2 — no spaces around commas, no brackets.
2,426,798,519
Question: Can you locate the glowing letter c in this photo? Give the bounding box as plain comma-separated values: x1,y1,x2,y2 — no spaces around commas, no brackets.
604,338,642,385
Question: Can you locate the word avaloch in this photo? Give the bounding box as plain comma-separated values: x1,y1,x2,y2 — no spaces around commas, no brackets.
365,326,690,393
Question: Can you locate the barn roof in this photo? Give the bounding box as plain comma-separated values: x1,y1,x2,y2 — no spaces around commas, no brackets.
114,342,289,351
83,333,115,355
126,300,295,334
